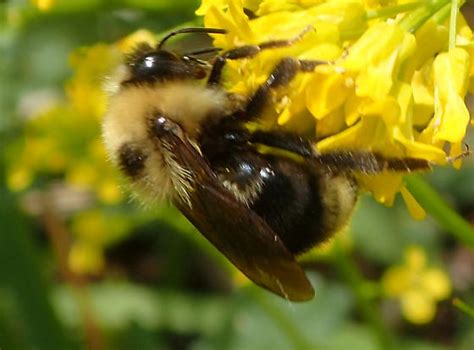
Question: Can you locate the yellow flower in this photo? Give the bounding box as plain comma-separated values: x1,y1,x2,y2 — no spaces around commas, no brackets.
68,241,104,275
31,0,55,12
6,31,155,275
68,209,132,274
7,30,154,193
382,246,451,324
67,45,119,118
197,0,474,214
432,48,471,144
71,210,131,247
7,166,33,192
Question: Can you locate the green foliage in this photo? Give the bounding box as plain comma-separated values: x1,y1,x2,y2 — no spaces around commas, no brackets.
0,188,73,349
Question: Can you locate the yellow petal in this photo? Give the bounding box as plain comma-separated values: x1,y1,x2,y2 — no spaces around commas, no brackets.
98,179,124,204
449,142,464,169
420,269,451,300
360,97,400,125
434,48,471,96
348,24,416,101
67,44,117,118
343,91,365,126
411,61,435,126
306,72,350,119
305,2,366,40
405,246,426,271
401,20,448,80
256,0,303,15
195,0,227,15
382,266,412,297
357,173,402,206
7,166,33,192
71,210,108,244
401,290,436,324
316,121,363,151
355,51,398,100
400,186,426,220
344,23,404,71
434,93,470,143
228,0,254,42
31,0,55,11
205,4,255,48
433,48,471,143
250,11,316,43
393,129,446,163
66,162,98,187
68,241,104,275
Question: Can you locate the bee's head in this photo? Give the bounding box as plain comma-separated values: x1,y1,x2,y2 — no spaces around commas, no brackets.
120,27,227,85
123,44,208,84
103,27,230,201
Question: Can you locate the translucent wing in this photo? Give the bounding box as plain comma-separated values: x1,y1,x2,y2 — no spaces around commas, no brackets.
170,135,314,301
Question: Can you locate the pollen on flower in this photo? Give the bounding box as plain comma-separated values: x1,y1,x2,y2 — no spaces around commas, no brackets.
196,0,474,214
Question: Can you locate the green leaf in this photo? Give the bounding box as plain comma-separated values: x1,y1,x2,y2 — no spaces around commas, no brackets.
0,187,73,349
115,322,168,350
350,195,438,264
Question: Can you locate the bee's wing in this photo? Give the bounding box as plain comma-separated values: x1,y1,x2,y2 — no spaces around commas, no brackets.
171,138,314,301
175,182,314,301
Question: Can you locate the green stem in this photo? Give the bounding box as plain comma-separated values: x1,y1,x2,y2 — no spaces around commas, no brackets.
399,0,450,32
448,0,459,49
366,1,424,20
432,0,464,23
332,244,397,350
453,298,474,318
405,175,474,248
245,287,314,350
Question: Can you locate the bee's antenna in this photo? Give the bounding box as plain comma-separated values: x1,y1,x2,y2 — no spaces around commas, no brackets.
158,27,227,50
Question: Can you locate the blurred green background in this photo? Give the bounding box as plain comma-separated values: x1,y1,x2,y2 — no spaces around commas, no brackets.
1,1,474,349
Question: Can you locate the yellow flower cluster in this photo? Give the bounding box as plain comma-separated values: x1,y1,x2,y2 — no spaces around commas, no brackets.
9,0,472,276
69,209,132,274
382,245,451,324
197,0,473,215
7,30,157,274
7,44,122,204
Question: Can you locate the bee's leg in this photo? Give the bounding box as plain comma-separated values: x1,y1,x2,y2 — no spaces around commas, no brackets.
244,57,324,121
249,129,432,173
313,151,433,174
249,129,316,158
207,26,313,86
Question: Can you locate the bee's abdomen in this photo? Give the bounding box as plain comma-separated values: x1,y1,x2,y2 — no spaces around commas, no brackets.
318,174,358,242
214,151,358,255
249,156,328,255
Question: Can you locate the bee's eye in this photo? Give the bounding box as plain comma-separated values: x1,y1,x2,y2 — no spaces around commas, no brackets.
130,50,180,79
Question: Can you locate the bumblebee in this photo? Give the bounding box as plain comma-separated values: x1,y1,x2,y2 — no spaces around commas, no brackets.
103,27,431,301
